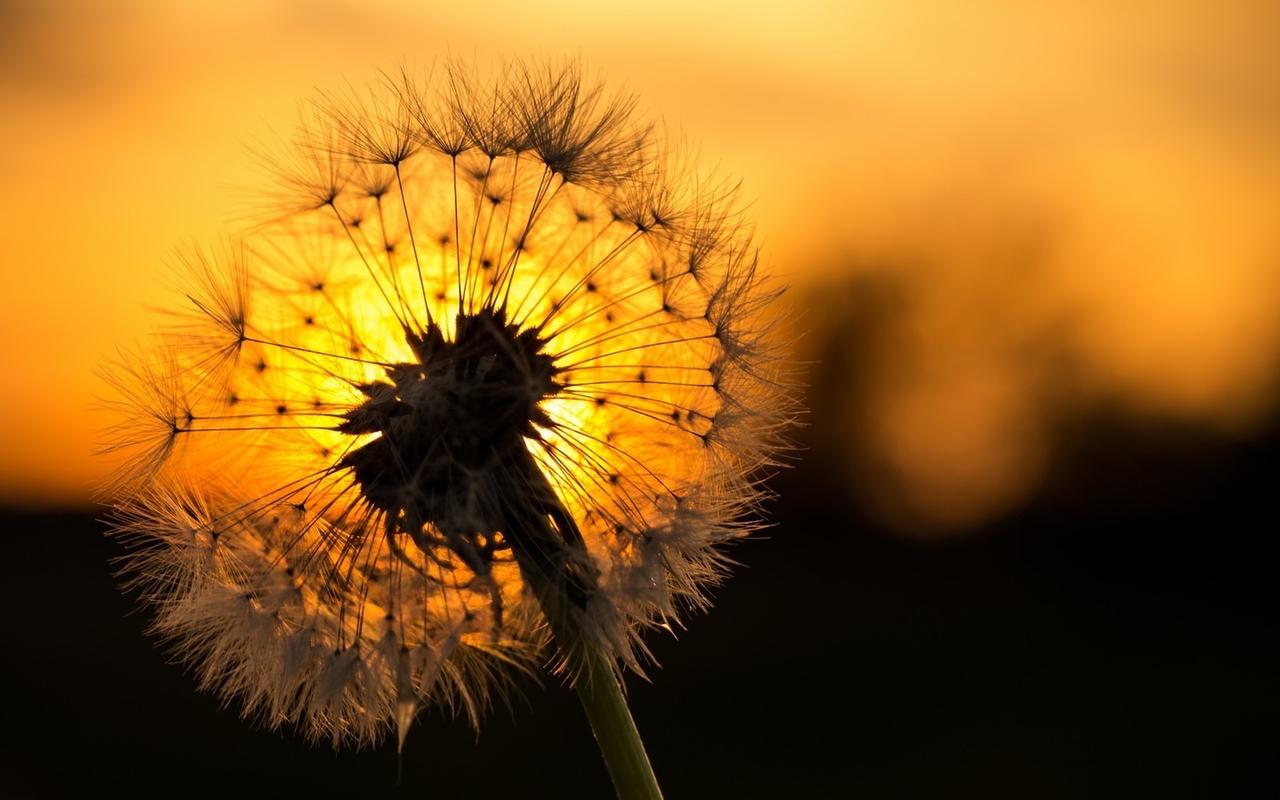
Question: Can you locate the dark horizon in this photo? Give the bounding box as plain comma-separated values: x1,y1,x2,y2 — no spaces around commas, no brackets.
4,397,1275,797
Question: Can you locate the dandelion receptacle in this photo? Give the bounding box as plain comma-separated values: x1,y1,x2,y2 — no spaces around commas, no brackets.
101,60,792,798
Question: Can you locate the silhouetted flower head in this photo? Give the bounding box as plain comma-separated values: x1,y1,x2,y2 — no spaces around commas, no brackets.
103,60,792,748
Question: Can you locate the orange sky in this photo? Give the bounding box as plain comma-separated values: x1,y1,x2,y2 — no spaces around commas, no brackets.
2,1,1277,530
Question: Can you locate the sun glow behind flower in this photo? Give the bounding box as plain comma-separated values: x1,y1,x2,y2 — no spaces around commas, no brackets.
102,62,790,749
3,0,1278,537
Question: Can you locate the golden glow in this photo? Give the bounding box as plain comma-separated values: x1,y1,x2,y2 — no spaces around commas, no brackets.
102,104,741,646
2,1,1278,536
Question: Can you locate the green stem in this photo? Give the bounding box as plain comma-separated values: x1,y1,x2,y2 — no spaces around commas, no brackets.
501,443,663,798
570,637,664,800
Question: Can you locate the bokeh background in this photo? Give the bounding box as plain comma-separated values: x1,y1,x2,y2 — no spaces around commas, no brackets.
2,1,1277,796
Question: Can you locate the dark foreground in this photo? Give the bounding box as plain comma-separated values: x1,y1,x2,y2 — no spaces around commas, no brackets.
1,413,1277,798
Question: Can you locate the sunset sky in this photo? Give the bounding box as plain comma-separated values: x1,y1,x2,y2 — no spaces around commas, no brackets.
2,0,1277,532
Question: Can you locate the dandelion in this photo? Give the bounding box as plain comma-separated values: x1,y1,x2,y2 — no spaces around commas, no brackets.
102,59,791,798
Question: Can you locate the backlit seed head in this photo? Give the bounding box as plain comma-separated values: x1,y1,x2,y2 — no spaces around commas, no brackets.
101,59,794,749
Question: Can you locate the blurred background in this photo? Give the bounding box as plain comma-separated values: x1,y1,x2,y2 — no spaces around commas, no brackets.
1,1,1277,796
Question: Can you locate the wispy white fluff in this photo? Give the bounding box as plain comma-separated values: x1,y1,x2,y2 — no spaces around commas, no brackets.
103,59,794,749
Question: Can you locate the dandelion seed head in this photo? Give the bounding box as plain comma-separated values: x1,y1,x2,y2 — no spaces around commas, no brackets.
102,59,793,749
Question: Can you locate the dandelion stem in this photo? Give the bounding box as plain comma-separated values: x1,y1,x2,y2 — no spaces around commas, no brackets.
503,443,664,800
539,602,663,800
569,637,664,800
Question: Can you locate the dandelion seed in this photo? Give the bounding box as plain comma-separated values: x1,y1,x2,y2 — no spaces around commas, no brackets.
102,58,793,795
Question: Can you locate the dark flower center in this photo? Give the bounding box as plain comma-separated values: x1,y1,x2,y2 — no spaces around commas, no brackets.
338,308,596,632
340,307,560,535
